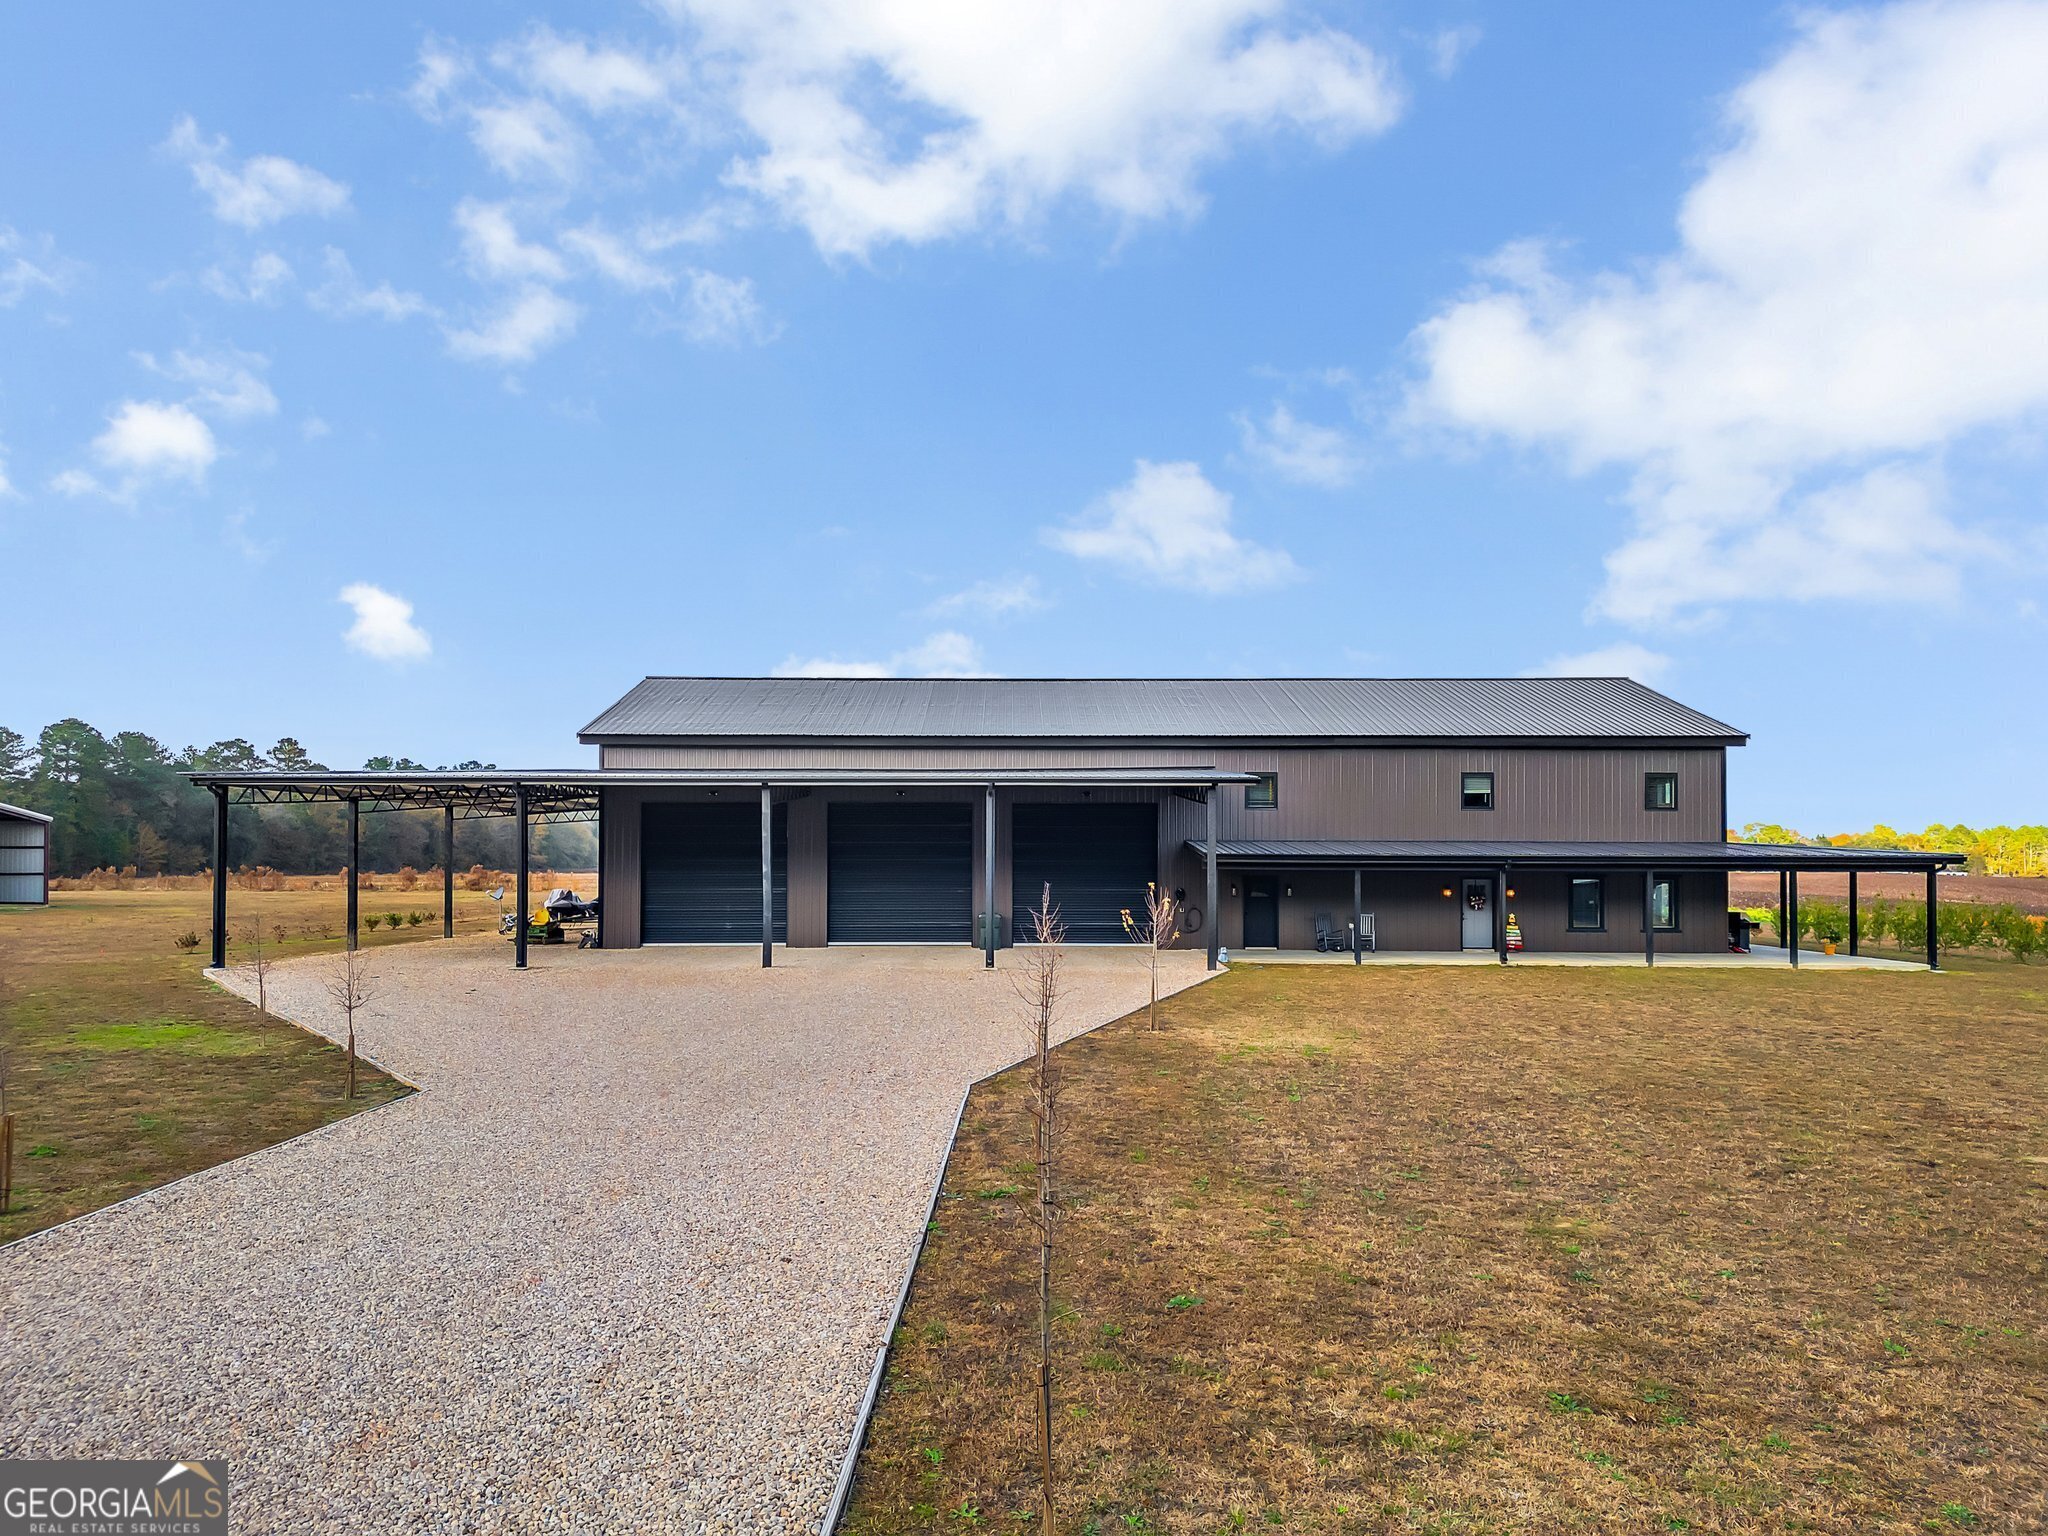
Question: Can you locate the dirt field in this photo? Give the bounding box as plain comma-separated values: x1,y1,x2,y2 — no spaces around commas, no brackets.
1730,869,2048,914
0,885,558,1241
846,960,2048,1535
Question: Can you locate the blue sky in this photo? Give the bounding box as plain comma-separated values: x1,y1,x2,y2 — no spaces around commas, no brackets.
3,1,2043,830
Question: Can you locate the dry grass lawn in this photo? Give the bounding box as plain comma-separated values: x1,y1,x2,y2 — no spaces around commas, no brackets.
846,960,2048,1535
0,887,515,1241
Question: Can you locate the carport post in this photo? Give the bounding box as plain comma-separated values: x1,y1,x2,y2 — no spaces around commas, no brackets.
1787,869,1799,968
760,783,773,969
345,797,360,952
1204,790,1219,972
1497,866,1510,965
983,783,997,970
1926,867,1939,971
1847,870,1858,957
442,805,455,939
513,785,529,971
1351,867,1362,966
209,785,228,969
1643,868,1656,967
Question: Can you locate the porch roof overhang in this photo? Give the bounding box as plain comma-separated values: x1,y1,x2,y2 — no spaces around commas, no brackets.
1184,838,1967,872
184,765,1259,818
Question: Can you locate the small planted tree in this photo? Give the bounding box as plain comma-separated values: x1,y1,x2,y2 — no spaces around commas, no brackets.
324,947,377,1099
241,922,275,1017
1010,883,1066,1528
1120,880,1182,1032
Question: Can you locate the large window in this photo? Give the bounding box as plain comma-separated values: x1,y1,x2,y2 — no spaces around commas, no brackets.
1650,877,1679,931
1245,772,1279,810
1461,771,1495,811
1569,877,1604,931
1644,772,1678,812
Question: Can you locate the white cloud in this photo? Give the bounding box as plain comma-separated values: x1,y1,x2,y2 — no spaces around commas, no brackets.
559,221,669,290
1045,459,1299,593
469,98,585,182
339,583,432,663
1404,0,2048,626
658,0,1404,258
1525,642,1673,686
139,348,278,420
444,284,582,364
0,443,15,499
163,115,351,228
1428,24,1482,79
454,200,568,282
0,226,74,305
926,574,1048,618
307,248,432,322
774,629,987,677
300,416,332,441
201,250,294,304
677,267,772,343
55,400,218,499
505,27,673,112
1235,402,1361,487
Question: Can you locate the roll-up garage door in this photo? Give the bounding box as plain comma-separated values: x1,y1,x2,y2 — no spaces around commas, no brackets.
642,802,787,943
827,802,972,943
1011,802,1158,943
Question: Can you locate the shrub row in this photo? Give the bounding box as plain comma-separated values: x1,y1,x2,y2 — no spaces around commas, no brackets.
1760,899,2044,961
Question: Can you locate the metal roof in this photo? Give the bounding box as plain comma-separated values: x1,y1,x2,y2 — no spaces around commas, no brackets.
1187,839,1964,870
580,677,1746,745
184,765,1257,817
0,801,52,824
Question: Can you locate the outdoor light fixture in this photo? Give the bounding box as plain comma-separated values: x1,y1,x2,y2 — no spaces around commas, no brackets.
1285,885,1293,897
1506,887,1516,898
1441,886,1453,898
1230,883,1238,897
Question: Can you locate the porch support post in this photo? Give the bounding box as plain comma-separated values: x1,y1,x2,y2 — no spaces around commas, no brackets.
1643,867,1656,967
760,783,773,968
1847,869,1858,957
209,785,228,969
1778,868,1787,944
514,785,529,971
442,805,455,939
594,794,605,949
1352,867,1362,965
346,797,360,952
1926,866,1939,971
983,783,997,969
1204,790,1219,972
1787,868,1799,968
1497,866,1510,964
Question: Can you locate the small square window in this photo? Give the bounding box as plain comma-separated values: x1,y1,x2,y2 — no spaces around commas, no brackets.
1245,772,1278,810
1645,772,1678,812
1461,771,1494,811
1569,877,1604,931
1650,877,1679,931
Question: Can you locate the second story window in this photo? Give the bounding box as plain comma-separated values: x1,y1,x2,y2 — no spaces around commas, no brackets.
1245,772,1279,810
1461,771,1494,811
1645,772,1678,811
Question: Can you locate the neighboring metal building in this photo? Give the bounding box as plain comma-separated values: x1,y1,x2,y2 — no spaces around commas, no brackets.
187,675,1964,971
0,802,52,905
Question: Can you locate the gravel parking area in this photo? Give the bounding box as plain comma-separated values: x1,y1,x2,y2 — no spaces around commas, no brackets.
0,941,1211,1534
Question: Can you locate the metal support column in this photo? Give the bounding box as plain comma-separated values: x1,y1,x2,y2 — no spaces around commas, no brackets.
513,785,529,971
594,794,605,950
1351,867,1362,966
1496,866,1510,964
1643,868,1656,967
1787,869,1799,968
760,783,773,969
442,805,455,939
983,783,997,969
1778,868,1787,943
1926,866,1939,971
209,785,228,969
1847,869,1858,957
1204,791,1219,972
346,798,360,952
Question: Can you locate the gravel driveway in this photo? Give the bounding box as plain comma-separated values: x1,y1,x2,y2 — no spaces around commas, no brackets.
0,942,1211,1534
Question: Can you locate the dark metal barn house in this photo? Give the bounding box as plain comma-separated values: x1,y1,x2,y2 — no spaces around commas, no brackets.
190,676,1960,971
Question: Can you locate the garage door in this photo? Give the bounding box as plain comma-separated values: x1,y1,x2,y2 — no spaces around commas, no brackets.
642,802,787,943
828,802,972,943
1011,802,1158,943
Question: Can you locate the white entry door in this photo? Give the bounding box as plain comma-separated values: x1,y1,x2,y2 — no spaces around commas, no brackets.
1460,878,1493,949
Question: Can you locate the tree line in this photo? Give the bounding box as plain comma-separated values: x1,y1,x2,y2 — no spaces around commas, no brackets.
1733,821,2047,877
1,718,595,878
